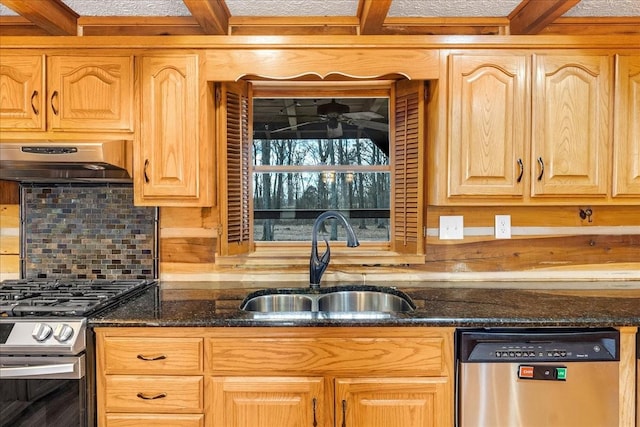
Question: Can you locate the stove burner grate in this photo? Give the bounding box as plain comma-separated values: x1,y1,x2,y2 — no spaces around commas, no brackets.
0,278,154,317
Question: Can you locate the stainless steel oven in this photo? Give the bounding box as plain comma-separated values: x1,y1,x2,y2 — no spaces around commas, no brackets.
0,279,155,427
0,319,88,427
0,356,87,426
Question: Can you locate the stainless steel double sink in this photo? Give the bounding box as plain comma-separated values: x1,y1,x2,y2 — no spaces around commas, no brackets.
240,285,415,320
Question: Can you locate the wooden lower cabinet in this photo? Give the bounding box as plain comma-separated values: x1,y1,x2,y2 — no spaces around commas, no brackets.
104,375,203,413
105,413,204,427
208,376,448,427
336,377,449,427
95,327,454,427
209,377,325,427
96,331,205,426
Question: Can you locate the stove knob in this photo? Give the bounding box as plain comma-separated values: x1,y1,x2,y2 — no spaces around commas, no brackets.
32,323,53,342
54,324,75,342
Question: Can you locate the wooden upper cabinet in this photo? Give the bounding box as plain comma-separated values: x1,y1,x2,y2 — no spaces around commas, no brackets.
135,53,212,207
433,51,625,205
613,55,640,197
0,54,133,132
448,54,529,199
531,54,611,198
0,55,45,130
47,56,133,131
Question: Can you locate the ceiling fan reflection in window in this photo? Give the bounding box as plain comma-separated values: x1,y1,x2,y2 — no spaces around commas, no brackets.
271,99,389,139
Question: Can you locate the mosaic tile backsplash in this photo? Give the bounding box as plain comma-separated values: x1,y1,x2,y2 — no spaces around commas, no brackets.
22,185,156,280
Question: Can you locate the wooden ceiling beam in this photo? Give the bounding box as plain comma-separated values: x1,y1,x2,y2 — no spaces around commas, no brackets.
79,17,205,36
182,0,230,35
358,0,392,35
0,0,78,35
509,0,581,35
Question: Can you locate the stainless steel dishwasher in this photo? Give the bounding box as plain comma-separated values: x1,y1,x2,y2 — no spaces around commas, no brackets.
457,328,619,427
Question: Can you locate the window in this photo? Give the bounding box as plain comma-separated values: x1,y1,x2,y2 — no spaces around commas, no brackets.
252,97,391,242
219,80,425,258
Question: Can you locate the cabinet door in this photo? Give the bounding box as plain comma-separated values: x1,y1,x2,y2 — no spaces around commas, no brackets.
613,55,640,197
209,377,325,427
136,54,204,205
531,54,610,197
448,54,529,198
336,377,451,427
0,54,45,130
47,55,133,131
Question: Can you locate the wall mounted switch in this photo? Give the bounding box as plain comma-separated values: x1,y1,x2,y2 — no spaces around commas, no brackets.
439,216,464,240
495,214,511,239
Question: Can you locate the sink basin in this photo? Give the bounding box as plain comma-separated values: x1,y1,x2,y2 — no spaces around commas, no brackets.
240,286,415,318
317,291,413,313
241,294,313,312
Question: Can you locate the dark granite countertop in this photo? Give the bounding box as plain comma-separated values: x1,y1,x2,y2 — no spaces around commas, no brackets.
89,281,640,328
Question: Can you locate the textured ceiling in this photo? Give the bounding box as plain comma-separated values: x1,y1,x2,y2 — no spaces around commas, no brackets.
388,0,522,17
61,0,191,16
1,0,639,17
225,0,360,17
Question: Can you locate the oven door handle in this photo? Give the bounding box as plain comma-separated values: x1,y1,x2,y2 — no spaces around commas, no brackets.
0,355,85,379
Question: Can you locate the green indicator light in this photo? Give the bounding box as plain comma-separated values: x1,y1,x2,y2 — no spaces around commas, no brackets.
556,367,567,380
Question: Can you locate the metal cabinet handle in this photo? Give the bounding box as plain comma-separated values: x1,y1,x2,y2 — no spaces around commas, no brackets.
0,362,75,378
50,90,59,115
312,397,318,427
136,392,167,400
537,157,545,181
341,399,347,427
136,354,167,361
30,90,39,115
144,159,150,183
516,158,524,183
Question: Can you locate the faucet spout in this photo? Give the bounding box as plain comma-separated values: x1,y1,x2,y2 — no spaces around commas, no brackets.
309,211,359,288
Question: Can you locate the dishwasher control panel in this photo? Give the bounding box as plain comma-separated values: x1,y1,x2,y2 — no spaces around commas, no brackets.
457,328,619,363
473,341,611,361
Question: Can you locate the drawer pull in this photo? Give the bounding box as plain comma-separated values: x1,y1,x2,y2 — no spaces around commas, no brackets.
341,399,347,427
136,354,167,361
136,392,167,400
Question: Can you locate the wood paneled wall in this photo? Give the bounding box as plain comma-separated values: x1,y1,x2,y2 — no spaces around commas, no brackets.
0,182,20,278
1,188,638,279
424,205,640,272
156,204,639,277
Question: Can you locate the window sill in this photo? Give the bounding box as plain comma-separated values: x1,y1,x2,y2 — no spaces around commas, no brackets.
215,244,425,268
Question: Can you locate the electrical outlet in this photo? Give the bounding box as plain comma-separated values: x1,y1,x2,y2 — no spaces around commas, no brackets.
439,216,464,240
495,214,511,239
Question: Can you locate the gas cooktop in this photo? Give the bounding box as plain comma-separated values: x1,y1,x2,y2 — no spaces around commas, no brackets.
0,279,155,317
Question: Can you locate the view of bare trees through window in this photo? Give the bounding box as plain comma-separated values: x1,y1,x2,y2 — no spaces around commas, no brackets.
252,97,391,242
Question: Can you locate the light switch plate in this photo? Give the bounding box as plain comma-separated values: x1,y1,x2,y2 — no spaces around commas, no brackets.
439,216,464,240
495,214,511,239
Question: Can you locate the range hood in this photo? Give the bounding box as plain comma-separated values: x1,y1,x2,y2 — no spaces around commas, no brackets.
0,141,132,183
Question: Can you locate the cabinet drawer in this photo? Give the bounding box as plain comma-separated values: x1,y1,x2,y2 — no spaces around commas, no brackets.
103,337,202,374
106,413,204,427
104,375,203,413
207,336,449,376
